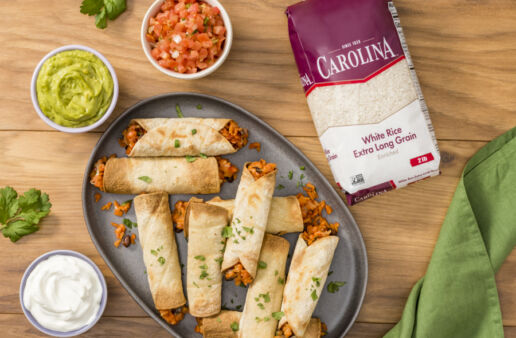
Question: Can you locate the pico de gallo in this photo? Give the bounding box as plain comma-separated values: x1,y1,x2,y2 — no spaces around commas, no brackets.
146,0,227,74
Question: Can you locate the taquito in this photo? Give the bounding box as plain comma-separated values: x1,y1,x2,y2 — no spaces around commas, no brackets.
197,310,241,338
103,157,220,194
239,234,289,338
134,192,186,324
278,235,339,337
185,202,228,317
208,196,303,234
179,196,303,236
222,160,277,286
120,118,248,157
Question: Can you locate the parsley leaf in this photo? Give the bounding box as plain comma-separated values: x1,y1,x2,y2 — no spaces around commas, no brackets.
277,184,285,190
288,170,294,180
199,153,207,159
0,187,51,243
258,261,267,269
191,129,197,135
80,0,103,15
194,255,206,261
327,281,347,293
174,139,180,148
196,104,203,109
157,256,166,265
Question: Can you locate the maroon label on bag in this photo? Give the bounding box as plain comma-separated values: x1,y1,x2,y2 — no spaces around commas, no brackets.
344,180,396,205
286,0,404,96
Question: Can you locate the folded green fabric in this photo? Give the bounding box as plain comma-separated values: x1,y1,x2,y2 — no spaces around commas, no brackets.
385,127,516,338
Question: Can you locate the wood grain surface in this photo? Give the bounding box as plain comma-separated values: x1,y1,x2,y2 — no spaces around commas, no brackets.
1,0,516,337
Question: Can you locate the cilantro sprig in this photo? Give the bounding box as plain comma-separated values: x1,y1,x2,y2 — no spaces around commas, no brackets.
80,0,126,29
0,187,52,242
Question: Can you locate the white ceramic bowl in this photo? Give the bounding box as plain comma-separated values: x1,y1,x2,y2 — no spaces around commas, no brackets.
141,0,233,80
30,45,119,133
20,250,108,337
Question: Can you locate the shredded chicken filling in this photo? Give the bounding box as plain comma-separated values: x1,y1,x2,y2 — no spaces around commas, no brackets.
217,157,238,183
119,122,147,155
219,120,248,150
159,306,188,325
224,262,253,286
172,200,189,232
89,154,116,191
247,159,277,180
297,183,339,246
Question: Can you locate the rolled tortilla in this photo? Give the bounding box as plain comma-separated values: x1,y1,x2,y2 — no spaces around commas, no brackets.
103,157,220,194
198,310,241,338
207,196,303,235
128,118,238,157
239,234,289,338
134,192,186,311
185,202,228,317
278,235,339,337
302,318,322,338
222,162,277,281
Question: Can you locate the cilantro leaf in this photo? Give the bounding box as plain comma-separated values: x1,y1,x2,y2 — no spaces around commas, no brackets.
104,0,126,20
2,220,39,243
95,7,108,29
0,187,19,224
80,0,103,15
272,311,284,320
0,187,51,243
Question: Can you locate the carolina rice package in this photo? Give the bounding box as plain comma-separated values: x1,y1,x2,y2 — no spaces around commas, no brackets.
286,0,440,205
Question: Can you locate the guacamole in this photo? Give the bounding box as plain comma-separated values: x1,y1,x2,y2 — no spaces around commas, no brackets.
36,50,114,128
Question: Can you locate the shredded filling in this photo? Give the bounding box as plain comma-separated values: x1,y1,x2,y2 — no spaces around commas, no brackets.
89,154,116,191
224,262,253,286
194,317,203,334
172,200,189,232
119,122,147,155
275,321,327,337
217,157,238,183
297,183,339,246
219,120,248,150
248,142,261,152
247,159,277,180
159,306,188,325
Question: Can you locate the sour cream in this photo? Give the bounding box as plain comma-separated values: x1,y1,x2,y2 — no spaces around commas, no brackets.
23,254,103,332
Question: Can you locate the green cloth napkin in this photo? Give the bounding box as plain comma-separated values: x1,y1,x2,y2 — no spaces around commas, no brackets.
385,127,516,338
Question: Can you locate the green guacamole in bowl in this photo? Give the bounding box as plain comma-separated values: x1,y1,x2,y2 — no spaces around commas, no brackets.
36,50,114,128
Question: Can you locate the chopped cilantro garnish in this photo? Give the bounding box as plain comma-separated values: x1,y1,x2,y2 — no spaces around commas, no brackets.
311,289,318,301
158,256,166,265
185,155,197,162
327,281,347,293
272,311,284,320
191,129,197,135
174,139,180,148
176,104,184,117
258,261,267,269
277,184,285,190
196,104,203,109
138,176,152,183
222,227,233,238
194,255,206,261
230,322,239,332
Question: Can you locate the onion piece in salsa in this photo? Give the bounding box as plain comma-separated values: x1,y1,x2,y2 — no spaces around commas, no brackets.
146,0,227,74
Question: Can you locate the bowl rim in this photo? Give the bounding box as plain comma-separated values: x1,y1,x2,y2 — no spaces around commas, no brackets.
19,249,108,337
140,0,233,80
30,44,119,134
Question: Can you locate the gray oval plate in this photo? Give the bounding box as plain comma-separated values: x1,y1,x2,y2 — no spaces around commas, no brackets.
82,93,367,338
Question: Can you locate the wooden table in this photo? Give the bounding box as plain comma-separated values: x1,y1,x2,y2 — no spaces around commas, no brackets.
1,0,516,336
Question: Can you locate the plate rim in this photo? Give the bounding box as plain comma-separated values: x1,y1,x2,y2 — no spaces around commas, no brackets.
81,92,368,338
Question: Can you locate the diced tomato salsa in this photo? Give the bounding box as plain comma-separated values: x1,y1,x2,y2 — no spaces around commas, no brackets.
146,0,227,74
